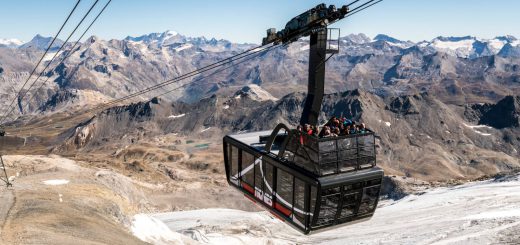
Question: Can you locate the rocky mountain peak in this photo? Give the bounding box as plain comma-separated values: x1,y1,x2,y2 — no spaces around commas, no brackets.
102,100,153,119
233,85,277,102
19,34,64,51
385,93,429,115
86,35,100,43
124,30,184,45
163,30,178,37
498,43,520,58
341,33,372,44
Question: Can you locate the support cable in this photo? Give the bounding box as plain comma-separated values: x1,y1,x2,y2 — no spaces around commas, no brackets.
20,0,113,124
345,0,383,18
2,0,383,130
5,44,279,133
0,0,101,125
0,0,82,125
153,45,280,99
84,44,275,114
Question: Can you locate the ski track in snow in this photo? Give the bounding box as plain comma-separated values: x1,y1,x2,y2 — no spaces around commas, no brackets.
131,174,520,244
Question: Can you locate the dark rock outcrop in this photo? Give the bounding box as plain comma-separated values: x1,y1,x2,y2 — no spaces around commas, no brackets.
479,96,520,128
39,90,78,112
385,94,424,115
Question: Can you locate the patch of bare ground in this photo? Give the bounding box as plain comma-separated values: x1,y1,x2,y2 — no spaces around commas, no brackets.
0,155,147,244
0,133,258,244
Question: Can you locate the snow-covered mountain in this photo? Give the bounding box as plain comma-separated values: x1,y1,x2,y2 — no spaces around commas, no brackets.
340,33,372,44
338,34,520,59
419,35,520,59
18,34,64,51
124,30,238,52
124,30,184,46
233,84,278,101
498,43,520,58
0,38,24,48
373,34,415,48
6,32,520,59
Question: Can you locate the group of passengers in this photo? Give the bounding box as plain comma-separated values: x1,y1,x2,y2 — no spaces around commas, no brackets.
296,116,368,138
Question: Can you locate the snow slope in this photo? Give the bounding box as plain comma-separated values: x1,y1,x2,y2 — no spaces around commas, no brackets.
131,174,520,244
0,38,24,48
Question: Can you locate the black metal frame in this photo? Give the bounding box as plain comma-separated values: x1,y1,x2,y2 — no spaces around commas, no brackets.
223,135,383,234
326,28,340,54
311,169,383,230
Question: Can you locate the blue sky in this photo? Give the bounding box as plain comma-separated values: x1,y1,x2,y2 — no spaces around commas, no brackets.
1,0,519,44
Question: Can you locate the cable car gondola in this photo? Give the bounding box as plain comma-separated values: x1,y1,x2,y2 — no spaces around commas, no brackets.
223,2,384,234
224,125,383,234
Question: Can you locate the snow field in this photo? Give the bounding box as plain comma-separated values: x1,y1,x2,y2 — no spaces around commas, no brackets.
132,175,520,244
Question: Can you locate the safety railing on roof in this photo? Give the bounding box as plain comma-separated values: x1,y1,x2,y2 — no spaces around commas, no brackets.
284,129,376,176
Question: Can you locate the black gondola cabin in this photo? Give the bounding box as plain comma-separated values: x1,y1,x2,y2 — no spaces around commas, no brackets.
223,124,383,234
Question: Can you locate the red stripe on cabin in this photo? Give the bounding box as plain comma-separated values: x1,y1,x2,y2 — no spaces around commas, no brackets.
241,183,255,195
274,202,292,217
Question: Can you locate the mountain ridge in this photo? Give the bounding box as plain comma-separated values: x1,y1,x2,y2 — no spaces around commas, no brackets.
56,87,520,181
1,30,520,121
5,31,519,54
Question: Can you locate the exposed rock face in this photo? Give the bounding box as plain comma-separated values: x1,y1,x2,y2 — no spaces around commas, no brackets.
39,90,78,112
386,94,423,115
479,96,520,129
498,43,520,58
73,121,95,148
463,103,493,124
59,88,520,181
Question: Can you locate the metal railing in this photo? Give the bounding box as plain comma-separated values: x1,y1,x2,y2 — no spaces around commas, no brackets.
284,130,376,176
